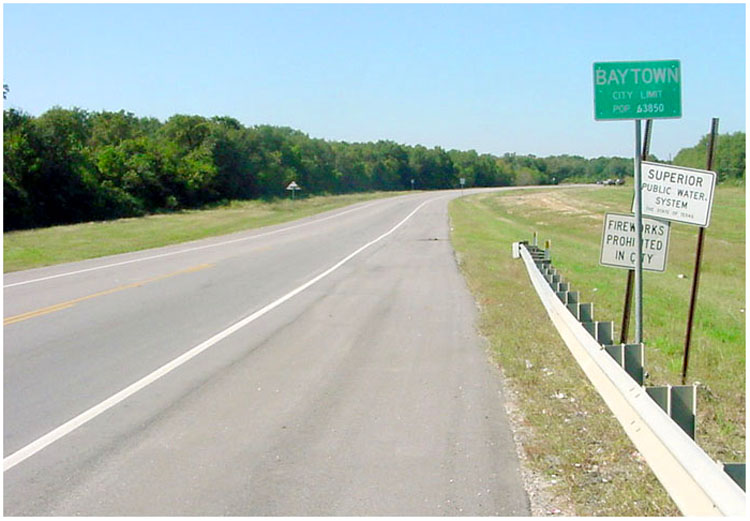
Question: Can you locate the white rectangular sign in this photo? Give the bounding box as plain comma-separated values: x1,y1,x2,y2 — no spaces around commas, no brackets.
600,212,670,272
635,161,716,227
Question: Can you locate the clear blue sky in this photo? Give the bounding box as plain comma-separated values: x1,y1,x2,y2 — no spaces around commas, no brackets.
3,2,746,160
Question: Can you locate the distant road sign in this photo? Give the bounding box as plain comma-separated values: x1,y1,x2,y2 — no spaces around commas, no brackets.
286,181,300,191
600,212,670,272
635,161,716,227
593,60,681,120
460,178,466,187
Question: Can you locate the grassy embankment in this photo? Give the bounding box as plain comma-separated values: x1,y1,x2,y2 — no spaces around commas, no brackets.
3,191,409,273
449,184,744,516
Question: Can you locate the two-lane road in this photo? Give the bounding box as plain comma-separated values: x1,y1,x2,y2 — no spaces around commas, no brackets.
4,189,530,515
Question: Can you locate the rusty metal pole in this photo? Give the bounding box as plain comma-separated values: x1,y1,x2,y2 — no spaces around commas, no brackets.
633,120,645,344
620,119,652,344
681,117,719,385
619,270,635,344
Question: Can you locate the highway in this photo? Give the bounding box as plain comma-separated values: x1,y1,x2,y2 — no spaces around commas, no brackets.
4,189,530,515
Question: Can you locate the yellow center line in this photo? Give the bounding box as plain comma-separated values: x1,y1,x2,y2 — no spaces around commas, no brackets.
4,264,214,326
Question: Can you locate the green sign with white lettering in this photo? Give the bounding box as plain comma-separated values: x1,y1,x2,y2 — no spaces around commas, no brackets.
593,60,681,120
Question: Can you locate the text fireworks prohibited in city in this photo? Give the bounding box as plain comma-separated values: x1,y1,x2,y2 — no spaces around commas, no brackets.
600,212,670,272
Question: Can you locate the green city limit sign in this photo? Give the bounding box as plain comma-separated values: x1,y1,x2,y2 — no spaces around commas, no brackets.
593,60,681,120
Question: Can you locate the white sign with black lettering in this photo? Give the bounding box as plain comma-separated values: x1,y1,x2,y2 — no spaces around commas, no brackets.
600,212,670,272
636,161,716,227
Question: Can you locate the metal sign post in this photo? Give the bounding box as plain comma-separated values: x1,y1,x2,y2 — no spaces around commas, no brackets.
633,120,644,343
621,119,652,344
681,117,719,384
594,59,682,345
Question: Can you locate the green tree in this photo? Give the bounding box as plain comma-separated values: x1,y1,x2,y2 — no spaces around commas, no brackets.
3,109,36,229
89,110,141,148
674,131,745,182
409,146,456,189
21,107,106,226
208,117,257,200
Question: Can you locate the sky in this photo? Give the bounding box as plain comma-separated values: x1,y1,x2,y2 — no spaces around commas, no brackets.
2,2,746,160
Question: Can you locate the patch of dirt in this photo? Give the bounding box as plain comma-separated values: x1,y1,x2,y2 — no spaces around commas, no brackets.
497,363,577,517
503,192,601,221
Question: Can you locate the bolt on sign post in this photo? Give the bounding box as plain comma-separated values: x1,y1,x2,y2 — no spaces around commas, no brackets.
593,59,682,344
621,119,653,344
681,118,719,385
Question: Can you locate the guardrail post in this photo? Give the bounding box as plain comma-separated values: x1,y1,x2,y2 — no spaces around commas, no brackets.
567,302,580,320
556,289,578,303
646,386,670,413
567,302,593,322
722,463,746,491
579,303,594,323
670,385,696,439
646,385,696,439
605,344,624,365
623,343,645,386
603,344,644,385
582,321,614,345
597,322,614,345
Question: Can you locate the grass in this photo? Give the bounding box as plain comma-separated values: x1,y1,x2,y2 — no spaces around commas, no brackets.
3,191,409,273
449,184,745,516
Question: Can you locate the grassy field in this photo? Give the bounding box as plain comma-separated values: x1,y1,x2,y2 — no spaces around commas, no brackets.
449,184,745,516
3,191,408,273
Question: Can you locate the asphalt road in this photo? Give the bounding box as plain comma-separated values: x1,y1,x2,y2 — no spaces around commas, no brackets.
4,189,530,515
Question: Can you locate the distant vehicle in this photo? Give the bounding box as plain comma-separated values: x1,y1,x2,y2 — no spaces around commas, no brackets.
614,178,625,185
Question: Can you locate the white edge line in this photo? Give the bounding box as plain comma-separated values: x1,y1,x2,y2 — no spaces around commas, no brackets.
4,200,384,289
3,198,435,472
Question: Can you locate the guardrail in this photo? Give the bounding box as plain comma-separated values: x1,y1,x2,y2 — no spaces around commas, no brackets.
514,240,746,516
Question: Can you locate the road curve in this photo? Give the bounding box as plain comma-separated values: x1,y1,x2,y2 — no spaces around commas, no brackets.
4,189,530,515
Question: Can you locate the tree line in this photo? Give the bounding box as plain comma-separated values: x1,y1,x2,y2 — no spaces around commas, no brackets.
672,130,745,182
3,107,744,231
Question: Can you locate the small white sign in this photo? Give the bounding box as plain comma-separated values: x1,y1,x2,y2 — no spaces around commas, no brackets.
286,181,300,190
600,212,670,272
460,178,466,187
636,161,716,227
